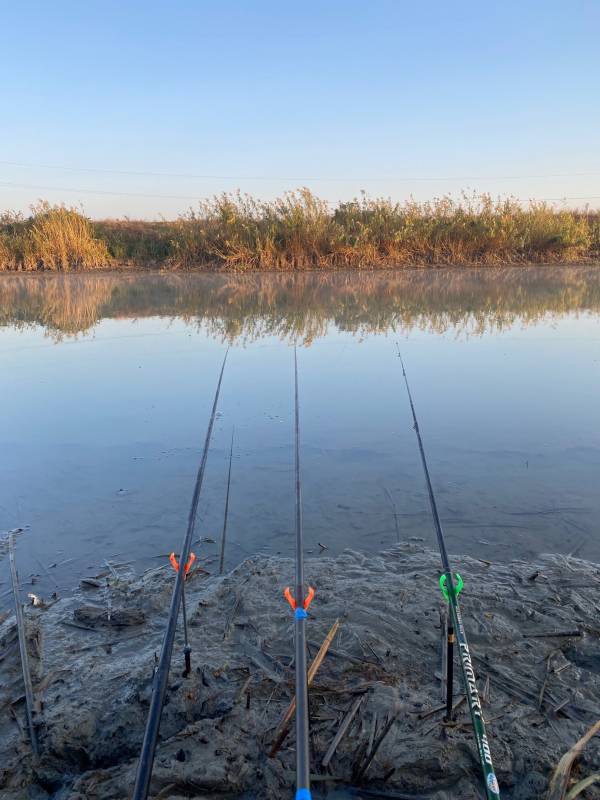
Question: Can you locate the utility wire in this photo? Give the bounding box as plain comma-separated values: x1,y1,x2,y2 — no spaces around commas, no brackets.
1,159,600,182
0,181,202,201
0,180,599,204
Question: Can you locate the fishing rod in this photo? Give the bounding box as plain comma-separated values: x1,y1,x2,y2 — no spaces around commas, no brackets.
8,534,39,757
397,349,501,800
132,349,229,800
219,427,235,575
283,347,314,800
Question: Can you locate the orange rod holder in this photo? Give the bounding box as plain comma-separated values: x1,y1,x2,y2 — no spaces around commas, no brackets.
169,551,196,676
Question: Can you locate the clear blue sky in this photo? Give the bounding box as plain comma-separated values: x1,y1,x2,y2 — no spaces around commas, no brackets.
1,0,599,218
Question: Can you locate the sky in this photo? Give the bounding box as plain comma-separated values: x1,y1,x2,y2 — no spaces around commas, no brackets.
1,0,599,219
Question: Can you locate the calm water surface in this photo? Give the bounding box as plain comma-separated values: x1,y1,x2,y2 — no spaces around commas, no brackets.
1,268,599,602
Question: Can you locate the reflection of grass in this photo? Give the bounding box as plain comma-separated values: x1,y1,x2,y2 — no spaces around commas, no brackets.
2,267,600,342
1,192,599,270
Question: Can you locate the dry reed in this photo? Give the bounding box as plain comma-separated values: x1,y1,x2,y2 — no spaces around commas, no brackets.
1,192,598,271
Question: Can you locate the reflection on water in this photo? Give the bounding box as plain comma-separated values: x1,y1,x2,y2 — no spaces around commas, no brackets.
2,266,600,341
1,267,600,603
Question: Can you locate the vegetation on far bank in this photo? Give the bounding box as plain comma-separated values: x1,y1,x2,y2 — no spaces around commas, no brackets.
1,191,599,271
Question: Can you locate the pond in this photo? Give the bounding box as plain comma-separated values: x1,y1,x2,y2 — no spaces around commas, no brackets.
1,267,600,603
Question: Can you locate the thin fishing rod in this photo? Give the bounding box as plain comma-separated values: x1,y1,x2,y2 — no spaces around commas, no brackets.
397,349,500,800
8,534,39,757
293,346,311,799
132,349,229,800
219,427,235,575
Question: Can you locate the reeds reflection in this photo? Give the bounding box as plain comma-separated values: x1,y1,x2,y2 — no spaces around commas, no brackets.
1,267,600,342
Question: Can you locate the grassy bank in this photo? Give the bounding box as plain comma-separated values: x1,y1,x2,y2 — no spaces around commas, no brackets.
1,191,599,271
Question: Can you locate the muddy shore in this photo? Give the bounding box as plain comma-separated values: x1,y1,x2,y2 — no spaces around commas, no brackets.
1,544,600,799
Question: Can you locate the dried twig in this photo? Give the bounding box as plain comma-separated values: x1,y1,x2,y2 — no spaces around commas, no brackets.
417,703,446,722
565,773,600,799
422,696,466,735
482,675,491,704
546,718,600,800
236,675,252,703
354,714,397,782
268,618,340,757
308,641,372,666
223,578,248,639
322,693,366,767
367,712,378,758
539,654,554,711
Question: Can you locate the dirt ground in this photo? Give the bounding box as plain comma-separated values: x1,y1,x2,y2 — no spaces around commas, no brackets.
1,543,600,799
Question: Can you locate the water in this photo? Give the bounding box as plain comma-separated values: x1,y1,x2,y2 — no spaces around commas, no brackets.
1,268,600,603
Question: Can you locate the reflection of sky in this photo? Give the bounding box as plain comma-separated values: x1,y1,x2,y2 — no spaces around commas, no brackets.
1,309,600,603
3,313,599,451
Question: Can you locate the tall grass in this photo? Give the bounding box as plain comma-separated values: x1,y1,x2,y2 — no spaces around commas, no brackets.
1,192,598,271
0,202,109,270
93,219,177,264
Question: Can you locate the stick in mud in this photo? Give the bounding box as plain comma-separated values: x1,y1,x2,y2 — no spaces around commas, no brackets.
322,693,366,768
397,349,501,800
8,533,39,757
219,428,235,576
354,714,397,783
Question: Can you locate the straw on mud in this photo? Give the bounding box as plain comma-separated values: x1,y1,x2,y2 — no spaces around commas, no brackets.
8,533,39,757
546,718,600,800
565,774,600,800
354,714,397,783
269,618,340,757
322,693,366,768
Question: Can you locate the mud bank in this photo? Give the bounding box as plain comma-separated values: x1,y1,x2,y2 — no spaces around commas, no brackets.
1,544,600,799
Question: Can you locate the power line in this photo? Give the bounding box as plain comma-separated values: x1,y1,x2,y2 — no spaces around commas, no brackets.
542,196,600,202
1,159,600,183
0,180,599,205
0,181,201,201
